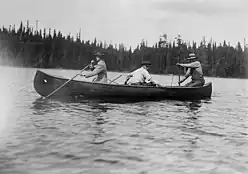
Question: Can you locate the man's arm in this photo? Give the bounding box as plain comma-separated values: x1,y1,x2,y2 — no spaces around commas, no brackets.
143,69,152,81
143,70,159,85
178,68,191,84
176,61,200,68
124,74,133,84
84,65,104,78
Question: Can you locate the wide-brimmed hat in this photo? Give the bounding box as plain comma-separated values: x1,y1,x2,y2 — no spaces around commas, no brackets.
94,52,104,57
141,61,152,66
187,53,197,60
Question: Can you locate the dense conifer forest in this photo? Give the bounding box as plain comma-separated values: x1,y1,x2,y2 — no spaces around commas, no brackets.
0,20,247,78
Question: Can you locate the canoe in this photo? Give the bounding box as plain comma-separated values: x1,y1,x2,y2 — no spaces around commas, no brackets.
33,70,212,101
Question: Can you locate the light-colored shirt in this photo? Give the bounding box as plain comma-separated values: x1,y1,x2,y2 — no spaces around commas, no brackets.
126,67,152,84
84,60,108,83
181,61,204,81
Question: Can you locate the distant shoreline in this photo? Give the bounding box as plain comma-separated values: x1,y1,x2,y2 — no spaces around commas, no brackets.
1,64,247,80
0,20,247,79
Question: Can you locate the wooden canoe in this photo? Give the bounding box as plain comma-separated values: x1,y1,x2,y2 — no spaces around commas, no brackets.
33,70,212,101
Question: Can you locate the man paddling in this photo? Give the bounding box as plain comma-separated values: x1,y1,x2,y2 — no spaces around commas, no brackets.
176,53,205,87
124,61,161,86
81,52,108,83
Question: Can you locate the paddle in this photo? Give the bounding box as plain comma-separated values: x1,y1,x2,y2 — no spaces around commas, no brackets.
108,75,122,84
176,59,190,86
170,74,174,87
44,64,91,99
108,78,118,84
177,57,181,86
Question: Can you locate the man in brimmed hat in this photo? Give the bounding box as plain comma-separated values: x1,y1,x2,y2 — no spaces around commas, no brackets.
81,51,108,83
176,53,205,87
124,60,160,86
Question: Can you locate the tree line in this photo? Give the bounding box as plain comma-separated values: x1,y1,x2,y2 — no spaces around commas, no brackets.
0,20,247,78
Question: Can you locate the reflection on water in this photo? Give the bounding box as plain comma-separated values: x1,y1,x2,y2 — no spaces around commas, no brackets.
31,98,53,115
31,98,112,142
1,95,247,174
32,98,111,114
187,100,202,111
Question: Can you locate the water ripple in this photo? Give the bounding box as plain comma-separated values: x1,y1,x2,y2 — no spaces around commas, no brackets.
0,68,248,174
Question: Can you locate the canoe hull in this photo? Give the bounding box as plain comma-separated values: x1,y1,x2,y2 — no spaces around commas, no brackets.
33,70,212,101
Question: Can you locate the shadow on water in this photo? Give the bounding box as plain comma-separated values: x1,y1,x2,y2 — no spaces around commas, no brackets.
31,97,64,115
174,99,203,116
28,97,226,167
31,97,212,116
174,98,212,113
29,97,114,159
31,97,112,127
187,100,203,111
33,94,214,105
31,97,112,115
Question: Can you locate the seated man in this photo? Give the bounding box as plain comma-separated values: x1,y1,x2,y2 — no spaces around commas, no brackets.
81,52,108,83
124,61,160,86
176,53,205,87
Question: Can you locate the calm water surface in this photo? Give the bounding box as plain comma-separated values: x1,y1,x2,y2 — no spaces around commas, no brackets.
0,66,247,174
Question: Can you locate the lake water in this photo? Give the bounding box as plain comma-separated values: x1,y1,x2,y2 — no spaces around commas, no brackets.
0,66,247,174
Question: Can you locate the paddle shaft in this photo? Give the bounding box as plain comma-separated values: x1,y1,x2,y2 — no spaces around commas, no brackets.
177,57,181,86
171,74,174,87
108,75,122,84
44,64,90,99
108,79,118,84
178,74,181,86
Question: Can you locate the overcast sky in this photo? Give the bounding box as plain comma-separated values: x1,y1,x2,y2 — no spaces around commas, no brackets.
0,0,247,48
